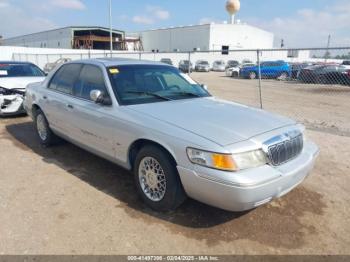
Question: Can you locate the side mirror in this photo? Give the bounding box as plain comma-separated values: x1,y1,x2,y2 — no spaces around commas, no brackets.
201,84,208,90
90,90,112,106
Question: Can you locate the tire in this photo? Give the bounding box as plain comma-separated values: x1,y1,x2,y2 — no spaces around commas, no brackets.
249,71,257,79
232,71,239,78
279,72,289,80
134,145,186,211
34,109,57,146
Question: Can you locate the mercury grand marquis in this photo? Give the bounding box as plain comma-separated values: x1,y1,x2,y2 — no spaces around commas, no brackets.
24,58,319,212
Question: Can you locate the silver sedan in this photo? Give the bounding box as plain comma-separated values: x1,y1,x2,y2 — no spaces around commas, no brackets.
24,58,319,212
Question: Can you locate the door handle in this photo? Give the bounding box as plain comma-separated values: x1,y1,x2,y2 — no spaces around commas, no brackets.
43,95,47,99
67,104,74,109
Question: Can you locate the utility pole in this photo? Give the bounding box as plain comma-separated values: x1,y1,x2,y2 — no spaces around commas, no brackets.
325,34,331,62
109,0,113,57
327,34,331,49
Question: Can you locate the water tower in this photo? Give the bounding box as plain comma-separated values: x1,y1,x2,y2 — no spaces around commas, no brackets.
226,0,241,24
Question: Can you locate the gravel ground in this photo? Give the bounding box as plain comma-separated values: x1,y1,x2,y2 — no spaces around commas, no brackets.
0,72,349,255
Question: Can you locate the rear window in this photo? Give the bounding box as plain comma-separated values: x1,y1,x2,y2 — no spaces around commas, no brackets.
342,61,350,65
0,63,45,78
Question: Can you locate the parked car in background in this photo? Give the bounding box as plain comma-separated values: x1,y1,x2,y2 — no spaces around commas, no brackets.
0,61,46,116
291,63,313,79
241,63,256,68
179,60,193,73
225,65,240,77
24,58,319,212
321,67,350,85
341,60,350,69
240,61,291,80
195,60,210,72
226,60,240,69
298,64,347,84
44,58,71,73
212,60,226,72
160,58,173,66
242,59,253,64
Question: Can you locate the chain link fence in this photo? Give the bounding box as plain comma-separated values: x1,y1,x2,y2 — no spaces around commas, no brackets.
12,47,350,135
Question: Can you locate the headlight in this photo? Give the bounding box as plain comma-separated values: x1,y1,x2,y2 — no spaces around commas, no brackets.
186,148,267,172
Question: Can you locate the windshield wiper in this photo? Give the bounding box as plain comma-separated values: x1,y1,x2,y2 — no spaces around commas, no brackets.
125,91,172,101
169,91,202,97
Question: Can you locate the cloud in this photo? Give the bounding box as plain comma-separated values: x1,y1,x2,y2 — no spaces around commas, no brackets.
247,1,350,48
331,0,350,13
132,5,170,25
146,6,170,20
50,0,85,10
132,16,154,25
0,0,9,8
0,1,56,38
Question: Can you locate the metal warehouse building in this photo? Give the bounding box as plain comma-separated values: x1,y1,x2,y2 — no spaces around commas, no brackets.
132,23,274,52
2,26,126,50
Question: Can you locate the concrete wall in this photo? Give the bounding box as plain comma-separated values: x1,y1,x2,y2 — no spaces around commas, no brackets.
3,28,73,49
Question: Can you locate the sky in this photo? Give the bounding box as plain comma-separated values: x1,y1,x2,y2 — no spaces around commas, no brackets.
0,0,349,48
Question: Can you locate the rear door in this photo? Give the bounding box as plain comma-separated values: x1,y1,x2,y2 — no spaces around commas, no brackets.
41,63,82,136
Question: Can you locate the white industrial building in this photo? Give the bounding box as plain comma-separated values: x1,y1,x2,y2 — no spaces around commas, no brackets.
2,26,126,50
132,22,274,52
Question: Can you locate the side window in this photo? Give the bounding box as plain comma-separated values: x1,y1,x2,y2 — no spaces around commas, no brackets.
74,65,108,100
49,64,82,94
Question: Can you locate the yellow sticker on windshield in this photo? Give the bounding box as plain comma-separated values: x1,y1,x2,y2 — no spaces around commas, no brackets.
109,68,119,74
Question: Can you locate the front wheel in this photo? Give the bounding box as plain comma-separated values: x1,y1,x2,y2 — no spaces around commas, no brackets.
249,71,257,79
232,71,239,78
134,145,186,211
279,72,289,80
34,109,57,146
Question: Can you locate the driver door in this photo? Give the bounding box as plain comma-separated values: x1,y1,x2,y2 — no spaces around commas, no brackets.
67,64,117,158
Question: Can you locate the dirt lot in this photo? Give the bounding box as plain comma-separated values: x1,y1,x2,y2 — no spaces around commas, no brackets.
0,72,350,255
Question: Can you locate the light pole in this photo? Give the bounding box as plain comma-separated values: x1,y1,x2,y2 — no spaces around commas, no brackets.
109,0,113,57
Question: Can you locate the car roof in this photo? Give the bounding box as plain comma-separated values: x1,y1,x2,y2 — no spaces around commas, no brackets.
70,58,169,67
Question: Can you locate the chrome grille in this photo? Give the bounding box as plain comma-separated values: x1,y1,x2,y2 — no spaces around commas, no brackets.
265,132,304,166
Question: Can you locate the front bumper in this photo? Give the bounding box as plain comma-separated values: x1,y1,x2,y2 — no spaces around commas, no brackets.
177,141,319,211
196,68,210,72
213,68,226,72
0,95,26,116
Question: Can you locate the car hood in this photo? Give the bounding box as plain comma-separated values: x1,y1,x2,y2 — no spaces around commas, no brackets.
129,97,296,146
0,77,45,90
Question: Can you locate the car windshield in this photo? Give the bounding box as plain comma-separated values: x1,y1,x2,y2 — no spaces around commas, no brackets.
242,64,255,68
228,61,239,67
197,61,209,65
0,63,45,78
108,65,211,105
